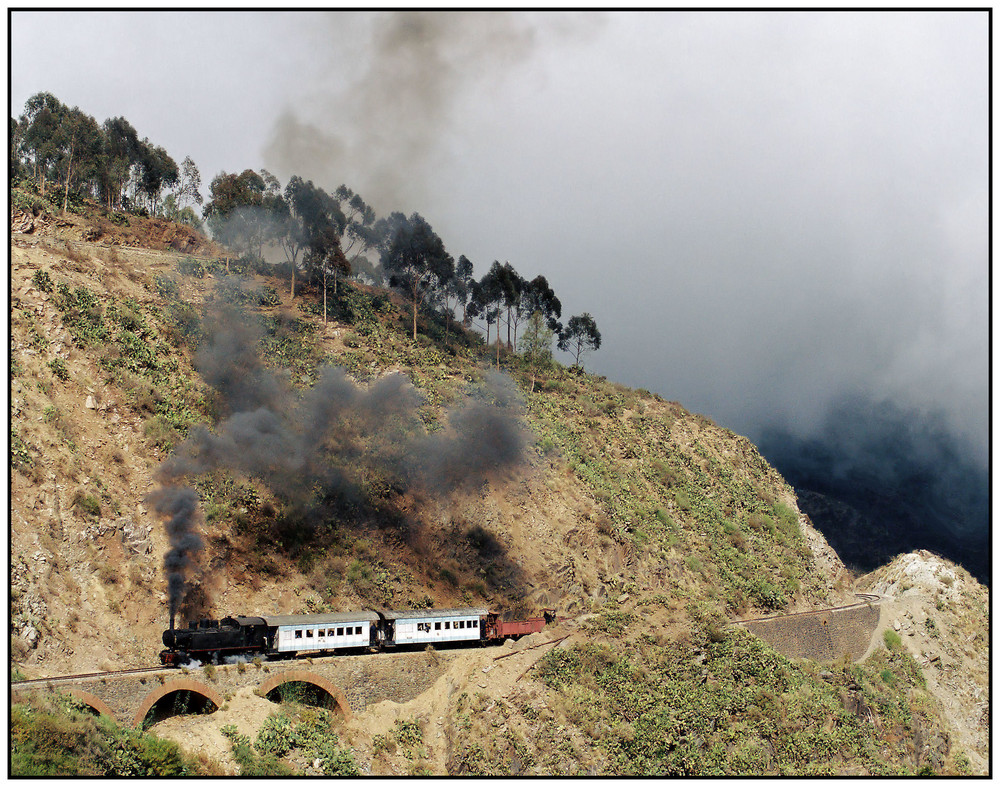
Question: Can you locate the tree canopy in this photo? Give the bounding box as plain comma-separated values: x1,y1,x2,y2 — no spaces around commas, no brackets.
558,313,602,368
380,212,454,340
10,91,604,365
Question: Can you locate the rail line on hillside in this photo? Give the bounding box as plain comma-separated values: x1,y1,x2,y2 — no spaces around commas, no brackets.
12,666,168,687
727,593,881,627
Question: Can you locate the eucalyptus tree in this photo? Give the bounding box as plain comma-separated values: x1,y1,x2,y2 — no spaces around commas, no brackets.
519,275,563,338
519,310,556,392
136,140,179,214
380,212,454,341
334,184,383,282
100,116,141,210
53,106,103,214
438,253,474,343
204,168,284,259
558,313,602,368
173,156,203,211
306,223,350,323
469,261,509,368
19,92,64,196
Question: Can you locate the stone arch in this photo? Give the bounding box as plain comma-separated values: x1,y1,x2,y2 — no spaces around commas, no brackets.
258,670,352,719
66,688,117,722
132,677,224,727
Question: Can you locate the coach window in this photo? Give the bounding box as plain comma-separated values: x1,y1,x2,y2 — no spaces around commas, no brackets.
471,620,478,628
435,622,441,631
307,629,314,638
295,630,302,639
445,622,451,629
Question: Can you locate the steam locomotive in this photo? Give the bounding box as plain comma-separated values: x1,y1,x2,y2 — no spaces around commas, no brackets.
160,607,556,666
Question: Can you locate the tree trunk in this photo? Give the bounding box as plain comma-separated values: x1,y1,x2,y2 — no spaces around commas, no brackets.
412,292,418,341
323,268,328,324
291,261,296,298
496,313,501,369
62,143,74,215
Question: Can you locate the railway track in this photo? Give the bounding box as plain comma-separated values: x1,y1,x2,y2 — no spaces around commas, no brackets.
12,666,167,687
728,593,882,626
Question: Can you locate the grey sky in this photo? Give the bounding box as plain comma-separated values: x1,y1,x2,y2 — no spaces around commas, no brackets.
10,10,989,465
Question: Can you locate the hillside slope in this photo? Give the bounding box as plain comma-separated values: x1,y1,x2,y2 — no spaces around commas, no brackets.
9,206,988,775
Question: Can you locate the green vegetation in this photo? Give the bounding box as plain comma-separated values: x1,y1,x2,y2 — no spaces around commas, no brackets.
221,707,359,776
49,277,205,441
31,268,53,292
11,693,197,776
10,89,979,779
451,627,941,776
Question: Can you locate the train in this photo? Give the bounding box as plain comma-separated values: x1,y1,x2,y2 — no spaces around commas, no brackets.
160,607,557,666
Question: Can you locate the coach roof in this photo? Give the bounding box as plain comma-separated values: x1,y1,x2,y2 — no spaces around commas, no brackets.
382,607,489,621
245,611,380,627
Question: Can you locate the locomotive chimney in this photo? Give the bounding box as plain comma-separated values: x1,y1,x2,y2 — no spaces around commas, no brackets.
169,610,176,632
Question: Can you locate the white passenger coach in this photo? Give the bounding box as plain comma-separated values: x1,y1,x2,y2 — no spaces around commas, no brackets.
381,607,489,647
262,611,379,654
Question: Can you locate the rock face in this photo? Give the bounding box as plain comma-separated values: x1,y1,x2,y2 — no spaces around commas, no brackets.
12,209,39,234
857,551,989,774
120,518,154,556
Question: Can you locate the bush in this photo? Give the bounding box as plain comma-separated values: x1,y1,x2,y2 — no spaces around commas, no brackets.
47,358,69,381
254,713,295,758
73,491,102,520
11,695,193,776
31,269,53,292
144,415,182,450
176,258,204,278
154,275,181,300
883,629,903,652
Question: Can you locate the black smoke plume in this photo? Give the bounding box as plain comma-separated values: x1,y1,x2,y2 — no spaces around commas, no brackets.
410,371,526,493
151,301,529,614
145,483,202,623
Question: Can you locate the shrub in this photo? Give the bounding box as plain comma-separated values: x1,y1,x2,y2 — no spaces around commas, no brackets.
883,629,903,652
31,269,53,292
47,358,70,381
176,258,204,278
73,491,102,520
143,415,181,450
393,719,423,748
154,275,181,300
751,580,785,610
254,713,295,758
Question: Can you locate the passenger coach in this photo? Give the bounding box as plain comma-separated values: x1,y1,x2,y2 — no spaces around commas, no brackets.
379,607,489,647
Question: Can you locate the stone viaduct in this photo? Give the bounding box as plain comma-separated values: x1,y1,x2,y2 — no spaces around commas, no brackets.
730,598,881,663
11,648,459,728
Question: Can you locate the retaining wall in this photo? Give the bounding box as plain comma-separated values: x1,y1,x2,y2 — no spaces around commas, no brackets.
737,603,880,663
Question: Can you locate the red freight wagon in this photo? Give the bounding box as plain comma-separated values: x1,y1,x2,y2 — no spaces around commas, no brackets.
484,610,557,641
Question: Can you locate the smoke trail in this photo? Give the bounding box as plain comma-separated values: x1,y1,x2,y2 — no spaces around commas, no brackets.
151,299,530,614
264,11,602,212
410,371,527,493
145,483,202,620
